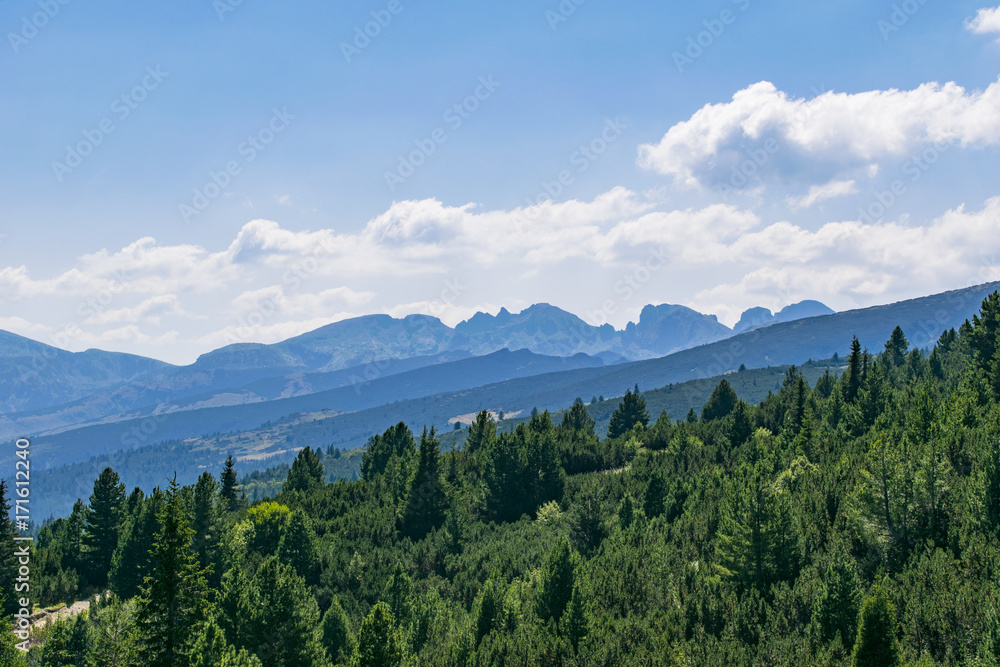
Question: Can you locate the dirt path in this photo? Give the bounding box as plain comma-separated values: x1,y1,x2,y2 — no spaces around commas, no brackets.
30,598,91,630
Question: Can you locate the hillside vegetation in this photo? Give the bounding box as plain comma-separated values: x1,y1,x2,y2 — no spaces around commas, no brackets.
3,292,1000,665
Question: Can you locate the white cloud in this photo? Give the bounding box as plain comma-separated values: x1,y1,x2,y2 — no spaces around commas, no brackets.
637,79,1000,190
967,5,1000,37
786,179,859,210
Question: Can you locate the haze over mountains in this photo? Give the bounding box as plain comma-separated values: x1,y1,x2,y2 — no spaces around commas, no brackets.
0,298,819,433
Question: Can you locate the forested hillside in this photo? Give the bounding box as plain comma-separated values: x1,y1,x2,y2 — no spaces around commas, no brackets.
4,293,1000,665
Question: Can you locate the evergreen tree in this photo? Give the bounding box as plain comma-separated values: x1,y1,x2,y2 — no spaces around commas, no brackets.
813,558,861,647
0,481,19,617
643,471,667,519
137,477,210,667
219,456,241,512
474,577,504,645
563,583,588,652
320,598,354,664
851,585,899,667
846,336,863,403
283,446,324,495
560,398,596,437
82,467,126,588
464,410,497,455
88,595,140,667
536,537,576,622
607,390,650,439
351,602,406,667
686,408,698,423
883,326,909,367
969,291,1000,370
190,616,262,667
702,379,739,422
277,509,320,585
984,438,1000,533
236,557,324,667
728,399,754,447
362,423,416,481
190,472,220,580
400,428,448,539
110,488,165,600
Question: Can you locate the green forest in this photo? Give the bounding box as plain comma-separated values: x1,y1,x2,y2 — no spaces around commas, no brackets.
3,293,1000,666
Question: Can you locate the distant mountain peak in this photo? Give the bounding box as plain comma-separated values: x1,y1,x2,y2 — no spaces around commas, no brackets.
734,300,835,334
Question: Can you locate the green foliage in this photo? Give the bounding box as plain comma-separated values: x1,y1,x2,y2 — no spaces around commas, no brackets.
81,467,126,588
362,422,415,481
283,446,325,495
535,537,577,622
701,378,739,422
607,389,650,439
219,455,242,512
137,477,210,667
400,428,448,539
321,598,355,664
351,602,406,667
277,509,320,585
851,585,900,667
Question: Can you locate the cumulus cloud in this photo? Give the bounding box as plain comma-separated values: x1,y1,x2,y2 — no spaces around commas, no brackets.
967,5,1000,37
786,179,859,210
637,79,1000,191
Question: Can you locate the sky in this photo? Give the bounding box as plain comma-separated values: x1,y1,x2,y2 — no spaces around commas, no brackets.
1,0,1000,365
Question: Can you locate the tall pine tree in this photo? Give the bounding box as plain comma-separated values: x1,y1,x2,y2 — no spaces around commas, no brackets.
82,467,126,588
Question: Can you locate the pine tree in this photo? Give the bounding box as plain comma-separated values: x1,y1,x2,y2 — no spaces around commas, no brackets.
321,597,355,664
607,390,650,439
563,583,588,652
969,291,1000,370
985,439,1000,534
351,602,406,667
277,509,320,585
536,537,576,622
236,556,324,667
464,410,497,455
400,428,448,539
846,336,863,403
643,471,667,519
283,446,324,494
883,326,909,367
560,398,596,437
474,577,504,644
219,456,241,512
190,616,263,667
813,559,861,647
0,481,19,617
82,467,126,587
89,595,140,667
191,472,220,584
701,379,739,422
110,488,165,600
137,477,210,667
362,423,416,481
851,585,899,667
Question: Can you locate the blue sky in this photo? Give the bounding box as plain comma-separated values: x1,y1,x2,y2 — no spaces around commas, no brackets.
2,0,1000,364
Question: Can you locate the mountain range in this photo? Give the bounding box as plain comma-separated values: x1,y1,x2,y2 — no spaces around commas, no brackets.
0,299,822,438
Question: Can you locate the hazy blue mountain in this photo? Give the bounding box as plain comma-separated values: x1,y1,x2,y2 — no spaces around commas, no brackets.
455,303,618,357
733,300,835,333
620,304,733,357
23,281,999,471
0,330,171,414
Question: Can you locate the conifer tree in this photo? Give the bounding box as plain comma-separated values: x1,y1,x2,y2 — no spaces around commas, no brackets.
883,326,909,367
351,602,406,667
321,597,355,664
561,398,596,437
851,585,899,667
190,616,263,667
813,558,861,647
191,472,220,583
643,471,666,519
474,577,504,645
110,488,165,600
236,556,324,667
277,508,320,586
400,428,448,539
563,583,588,652
219,456,241,512
0,481,19,617
701,379,739,422
362,423,416,481
283,446,324,494
846,336,863,403
536,537,576,622
82,467,126,587
608,389,650,439
464,410,497,455
137,477,210,667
